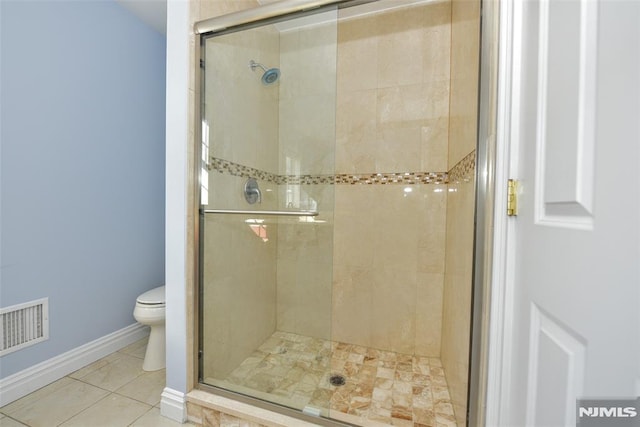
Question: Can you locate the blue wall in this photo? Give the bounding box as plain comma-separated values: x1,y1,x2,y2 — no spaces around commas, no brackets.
0,0,166,378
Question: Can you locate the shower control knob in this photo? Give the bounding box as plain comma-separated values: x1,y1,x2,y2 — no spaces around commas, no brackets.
244,178,262,204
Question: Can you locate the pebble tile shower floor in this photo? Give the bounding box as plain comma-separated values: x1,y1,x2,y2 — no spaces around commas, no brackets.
207,331,458,427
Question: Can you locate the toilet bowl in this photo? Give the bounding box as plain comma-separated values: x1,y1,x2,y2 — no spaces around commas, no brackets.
133,286,165,371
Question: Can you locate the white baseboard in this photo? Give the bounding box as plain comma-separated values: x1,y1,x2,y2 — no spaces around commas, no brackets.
0,323,149,407
161,387,188,422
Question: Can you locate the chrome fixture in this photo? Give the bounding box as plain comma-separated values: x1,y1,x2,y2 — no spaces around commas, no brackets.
203,209,319,217
249,60,280,85
244,178,262,204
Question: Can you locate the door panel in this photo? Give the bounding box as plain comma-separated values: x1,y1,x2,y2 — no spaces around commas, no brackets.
504,0,640,425
525,305,586,426
534,0,597,227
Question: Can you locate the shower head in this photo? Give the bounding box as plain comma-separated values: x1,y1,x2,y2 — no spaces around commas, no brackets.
261,68,281,85
249,60,280,85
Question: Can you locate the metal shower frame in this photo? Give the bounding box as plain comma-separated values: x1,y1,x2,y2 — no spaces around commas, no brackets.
192,0,500,425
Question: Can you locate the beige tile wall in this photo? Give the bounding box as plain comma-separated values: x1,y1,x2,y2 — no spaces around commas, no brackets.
447,0,481,168
331,1,452,357
279,21,338,176
201,183,280,379
441,174,476,427
335,2,451,174
198,0,260,21
442,0,481,425
275,21,338,340
332,184,447,356
199,3,281,380
276,185,334,340
205,27,280,173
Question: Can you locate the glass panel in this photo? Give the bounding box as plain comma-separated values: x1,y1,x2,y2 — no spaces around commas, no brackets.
199,7,338,417
198,1,482,425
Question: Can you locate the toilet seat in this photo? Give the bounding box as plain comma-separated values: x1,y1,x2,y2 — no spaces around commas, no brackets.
136,286,165,306
133,285,166,371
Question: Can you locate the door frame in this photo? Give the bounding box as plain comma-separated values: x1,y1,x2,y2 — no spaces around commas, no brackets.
480,0,640,424
470,0,519,425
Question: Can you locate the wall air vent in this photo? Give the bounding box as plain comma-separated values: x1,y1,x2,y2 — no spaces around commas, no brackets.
0,298,49,356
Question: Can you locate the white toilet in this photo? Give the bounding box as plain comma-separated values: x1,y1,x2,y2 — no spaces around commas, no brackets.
133,286,165,371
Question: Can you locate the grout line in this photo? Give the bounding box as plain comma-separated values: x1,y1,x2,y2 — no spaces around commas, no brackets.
126,405,155,427
1,414,29,427
54,392,112,427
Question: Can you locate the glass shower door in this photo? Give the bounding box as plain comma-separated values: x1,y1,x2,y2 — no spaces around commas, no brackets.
198,8,338,417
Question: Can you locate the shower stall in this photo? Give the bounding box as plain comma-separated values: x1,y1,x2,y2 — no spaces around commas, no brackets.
194,0,480,425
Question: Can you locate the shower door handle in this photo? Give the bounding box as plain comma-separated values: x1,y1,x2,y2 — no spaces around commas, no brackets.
202,209,319,217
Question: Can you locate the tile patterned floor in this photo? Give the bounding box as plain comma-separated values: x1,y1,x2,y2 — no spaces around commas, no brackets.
0,338,195,427
207,331,458,427
2,334,456,427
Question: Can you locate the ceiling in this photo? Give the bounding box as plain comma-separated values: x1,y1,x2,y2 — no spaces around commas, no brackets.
115,0,167,35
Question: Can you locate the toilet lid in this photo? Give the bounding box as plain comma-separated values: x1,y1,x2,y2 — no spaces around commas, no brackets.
136,286,165,305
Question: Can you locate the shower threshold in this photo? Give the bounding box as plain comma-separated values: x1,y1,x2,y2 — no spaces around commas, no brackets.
204,331,457,427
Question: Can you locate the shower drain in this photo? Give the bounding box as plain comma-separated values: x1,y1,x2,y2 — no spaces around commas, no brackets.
329,374,346,387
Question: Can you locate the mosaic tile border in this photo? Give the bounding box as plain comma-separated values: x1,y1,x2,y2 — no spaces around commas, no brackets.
279,172,447,185
280,174,335,185
334,172,447,185
448,150,476,183
210,151,475,186
209,157,280,183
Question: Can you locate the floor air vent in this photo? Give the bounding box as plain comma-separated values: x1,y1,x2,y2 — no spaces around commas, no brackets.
0,298,49,356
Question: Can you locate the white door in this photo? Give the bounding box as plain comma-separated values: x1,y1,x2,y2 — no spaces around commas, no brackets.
497,0,640,426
